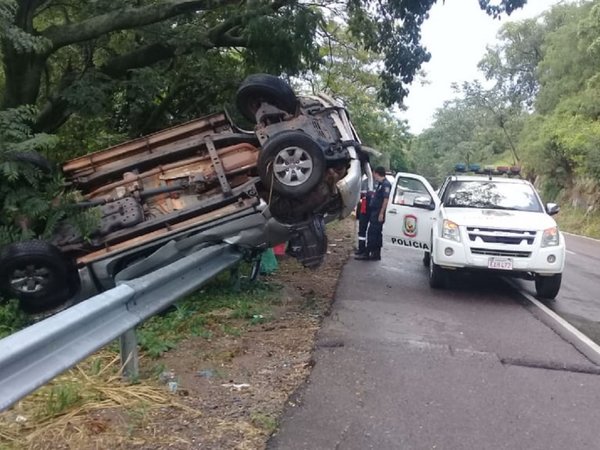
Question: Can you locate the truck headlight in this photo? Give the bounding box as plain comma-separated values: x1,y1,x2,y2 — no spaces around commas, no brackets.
442,219,461,242
541,227,559,247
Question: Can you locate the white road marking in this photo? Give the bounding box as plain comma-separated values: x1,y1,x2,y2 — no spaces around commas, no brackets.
566,250,577,256
505,278,600,366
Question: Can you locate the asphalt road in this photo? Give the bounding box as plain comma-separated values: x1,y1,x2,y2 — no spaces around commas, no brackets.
516,233,600,342
269,244,600,450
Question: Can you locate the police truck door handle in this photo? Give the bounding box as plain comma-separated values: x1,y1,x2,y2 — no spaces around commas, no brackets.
389,209,397,214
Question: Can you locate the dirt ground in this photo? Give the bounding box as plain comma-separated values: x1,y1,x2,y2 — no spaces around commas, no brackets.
11,218,355,449
134,218,354,449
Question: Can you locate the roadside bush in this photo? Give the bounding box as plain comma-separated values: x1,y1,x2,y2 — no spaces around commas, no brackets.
0,106,99,246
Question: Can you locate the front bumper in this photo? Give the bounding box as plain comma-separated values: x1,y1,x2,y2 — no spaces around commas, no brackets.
432,235,566,275
336,148,363,219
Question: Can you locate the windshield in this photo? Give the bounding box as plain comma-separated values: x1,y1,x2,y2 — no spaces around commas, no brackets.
442,180,543,212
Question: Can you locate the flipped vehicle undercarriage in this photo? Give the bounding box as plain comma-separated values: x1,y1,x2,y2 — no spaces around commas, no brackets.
0,74,372,311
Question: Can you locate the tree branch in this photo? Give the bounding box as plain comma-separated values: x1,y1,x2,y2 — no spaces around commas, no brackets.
41,0,238,51
100,42,178,78
99,16,249,77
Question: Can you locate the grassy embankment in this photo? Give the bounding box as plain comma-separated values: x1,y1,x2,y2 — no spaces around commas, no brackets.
0,269,283,448
555,206,600,240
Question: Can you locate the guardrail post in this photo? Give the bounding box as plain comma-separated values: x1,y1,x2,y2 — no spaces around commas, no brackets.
120,328,139,380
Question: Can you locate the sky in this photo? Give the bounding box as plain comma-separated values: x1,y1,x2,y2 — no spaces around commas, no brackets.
402,0,562,134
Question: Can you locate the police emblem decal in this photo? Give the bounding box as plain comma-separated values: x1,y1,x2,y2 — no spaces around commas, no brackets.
403,214,417,237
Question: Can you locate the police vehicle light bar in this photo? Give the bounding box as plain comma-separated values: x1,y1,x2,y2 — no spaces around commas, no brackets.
454,163,522,177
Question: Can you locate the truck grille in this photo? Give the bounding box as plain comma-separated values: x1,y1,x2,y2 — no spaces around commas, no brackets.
467,227,536,245
470,248,532,258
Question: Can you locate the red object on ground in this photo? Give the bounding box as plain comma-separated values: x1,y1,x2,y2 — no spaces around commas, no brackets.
273,243,287,256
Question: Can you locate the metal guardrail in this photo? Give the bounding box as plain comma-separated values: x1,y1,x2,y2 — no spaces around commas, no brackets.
0,243,242,411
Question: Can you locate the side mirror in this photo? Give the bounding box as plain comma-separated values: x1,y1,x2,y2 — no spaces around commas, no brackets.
414,196,435,210
546,203,560,216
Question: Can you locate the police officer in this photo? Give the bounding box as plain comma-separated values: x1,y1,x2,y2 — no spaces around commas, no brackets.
356,166,391,261
354,176,373,256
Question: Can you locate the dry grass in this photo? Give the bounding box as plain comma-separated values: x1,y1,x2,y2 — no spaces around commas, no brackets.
0,352,198,450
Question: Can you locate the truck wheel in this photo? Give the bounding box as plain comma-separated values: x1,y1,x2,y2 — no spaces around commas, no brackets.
236,74,298,123
0,240,76,311
258,131,325,198
535,273,562,300
429,259,447,289
423,251,431,267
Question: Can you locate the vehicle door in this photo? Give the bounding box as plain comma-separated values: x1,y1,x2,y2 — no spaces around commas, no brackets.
383,173,440,253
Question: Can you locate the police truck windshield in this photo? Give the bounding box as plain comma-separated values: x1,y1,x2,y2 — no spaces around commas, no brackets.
442,180,543,212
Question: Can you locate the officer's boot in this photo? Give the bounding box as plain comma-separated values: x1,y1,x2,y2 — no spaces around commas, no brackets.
370,249,381,261
354,250,372,260
354,240,366,256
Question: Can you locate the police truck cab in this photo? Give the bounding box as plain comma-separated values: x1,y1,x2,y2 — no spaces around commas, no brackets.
383,165,565,299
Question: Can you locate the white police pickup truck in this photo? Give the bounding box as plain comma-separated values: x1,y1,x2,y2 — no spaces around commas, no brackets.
383,168,565,299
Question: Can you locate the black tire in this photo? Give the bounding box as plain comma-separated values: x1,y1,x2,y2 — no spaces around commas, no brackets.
236,74,298,123
0,240,76,310
535,273,562,300
258,131,326,198
429,258,447,289
423,251,431,267
9,151,53,173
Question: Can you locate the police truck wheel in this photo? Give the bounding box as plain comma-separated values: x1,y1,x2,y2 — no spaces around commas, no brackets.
236,74,298,123
423,251,431,267
0,240,76,310
535,273,561,300
429,258,447,289
258,131,325,198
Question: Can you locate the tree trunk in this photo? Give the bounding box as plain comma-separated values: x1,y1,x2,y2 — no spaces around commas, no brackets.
1,44,47,109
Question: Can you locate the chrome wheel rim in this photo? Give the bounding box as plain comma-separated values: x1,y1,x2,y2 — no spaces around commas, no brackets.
10,265,51,293
272,146,313,187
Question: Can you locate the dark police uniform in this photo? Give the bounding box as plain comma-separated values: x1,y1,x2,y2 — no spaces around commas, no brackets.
366,177,392,257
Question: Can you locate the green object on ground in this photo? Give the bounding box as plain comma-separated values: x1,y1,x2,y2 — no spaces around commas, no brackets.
260,248,279,274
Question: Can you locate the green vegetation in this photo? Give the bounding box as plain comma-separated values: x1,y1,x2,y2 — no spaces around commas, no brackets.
0,299,32,338
134,270,281,358
250,411,279,433
0,107,99,247
556,206,600,240
0,270,284,446
410,0,600,234
0,0,522,135
0,265,280,352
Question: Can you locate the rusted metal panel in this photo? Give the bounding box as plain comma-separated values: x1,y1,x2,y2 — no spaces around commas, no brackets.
62,113,229,174
83,143,258,200
76,198,256,265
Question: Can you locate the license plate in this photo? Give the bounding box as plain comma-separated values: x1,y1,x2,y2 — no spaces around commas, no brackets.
488,257,513,270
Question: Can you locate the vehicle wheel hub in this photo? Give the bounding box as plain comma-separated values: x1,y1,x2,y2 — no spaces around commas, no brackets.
10,265,51,293
273,146,313,187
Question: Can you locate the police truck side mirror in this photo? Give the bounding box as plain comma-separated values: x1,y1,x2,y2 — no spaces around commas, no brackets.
414,196,435,210
546,203,560,216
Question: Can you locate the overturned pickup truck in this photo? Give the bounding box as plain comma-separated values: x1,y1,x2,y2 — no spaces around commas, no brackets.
0,74,372,311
